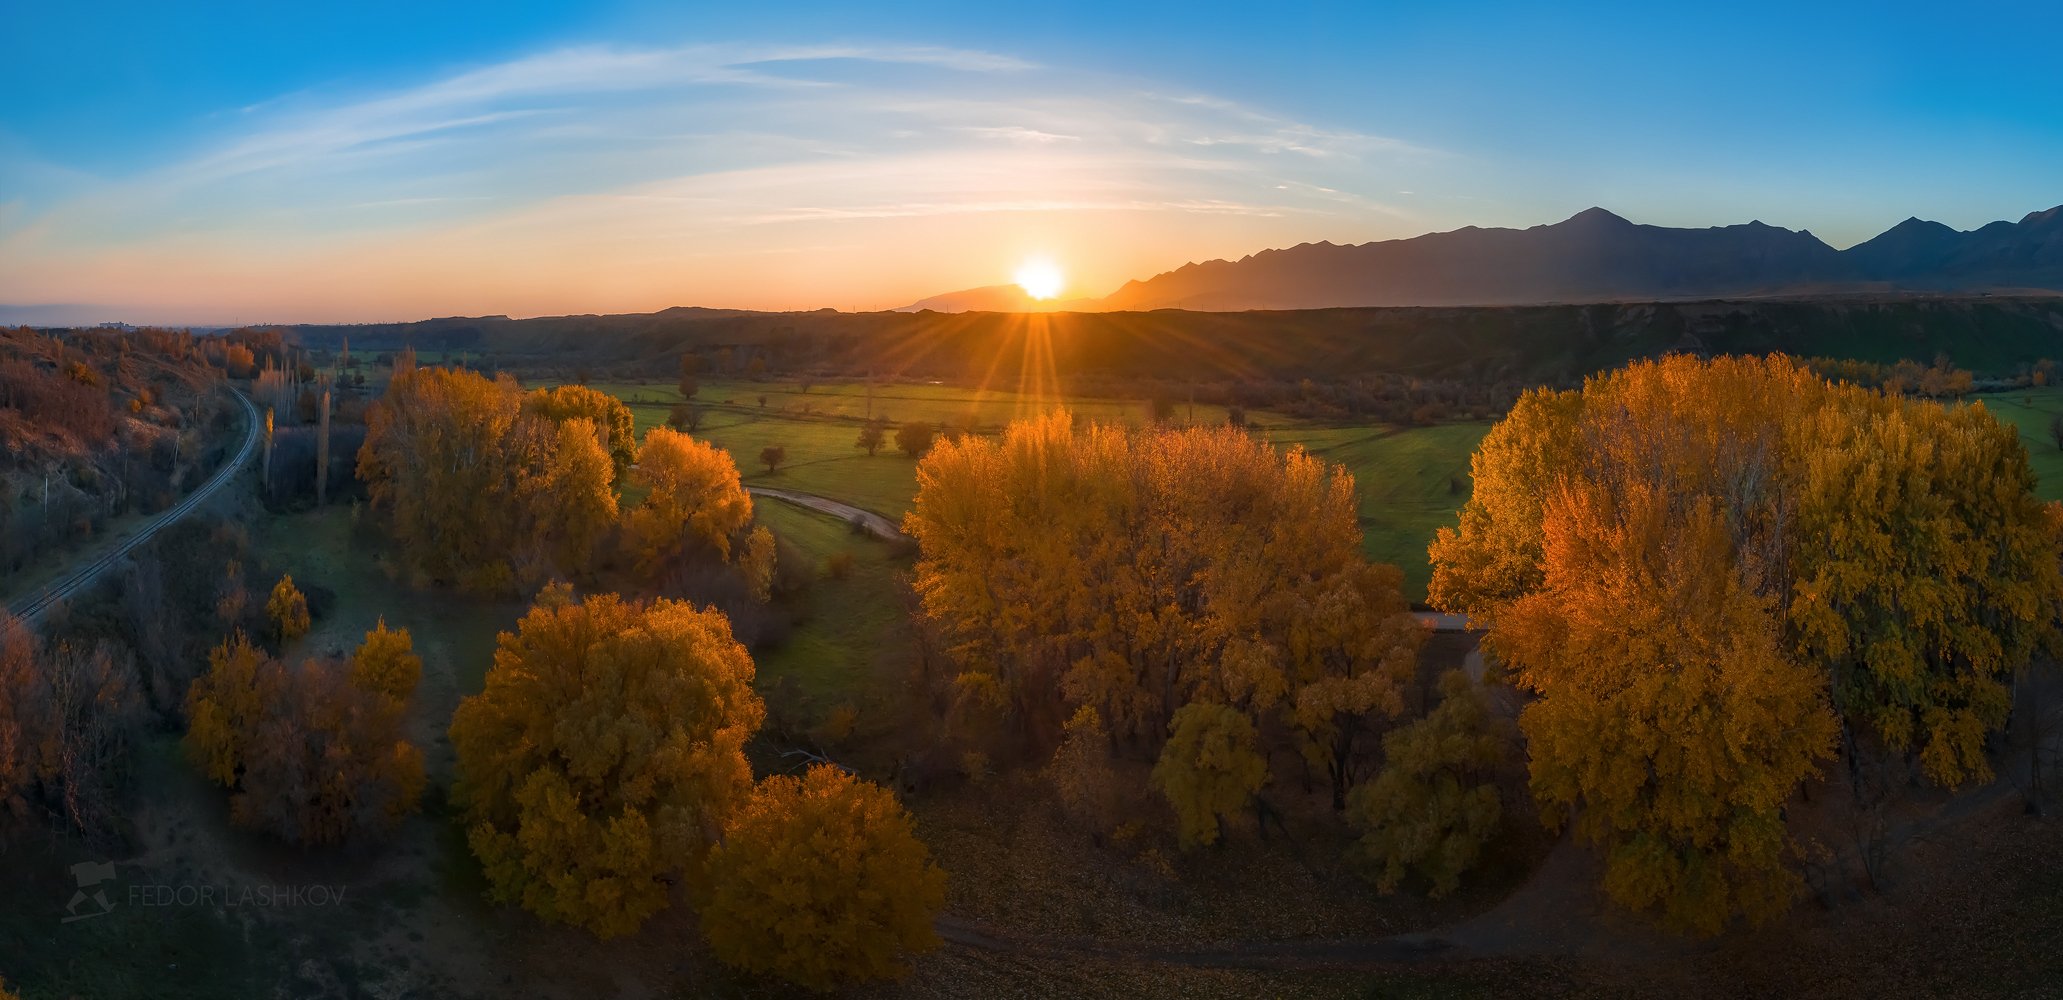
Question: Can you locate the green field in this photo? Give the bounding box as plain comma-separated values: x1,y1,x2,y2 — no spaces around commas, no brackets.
749,501,917,721
1269,422,1490,599
1973,387,2063,501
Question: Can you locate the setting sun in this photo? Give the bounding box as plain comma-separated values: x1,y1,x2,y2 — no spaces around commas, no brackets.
1014,258,1065,300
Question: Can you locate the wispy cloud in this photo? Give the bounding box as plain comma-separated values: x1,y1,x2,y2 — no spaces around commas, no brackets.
0,39,1439,320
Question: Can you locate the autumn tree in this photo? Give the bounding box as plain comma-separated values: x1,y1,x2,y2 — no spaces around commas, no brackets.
1045,705,1123,837
357,365,617,591
267,574,310,643
449,590,764,938
1347,670,1506,898
186,632,425,845
1152,702,1268,849
522,383,636,481
1278,562,1423,809
667,403,701,432
895,421,934,458
620,427,769,583
907,411,1419,773
1790,393,2063,787
700,765,947,991
1428,353,2060,931
0,615,143,831
856,419,887,456
350,618,421,702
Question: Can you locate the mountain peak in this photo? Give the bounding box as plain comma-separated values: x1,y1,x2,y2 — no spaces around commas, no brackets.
1564,207,1630,226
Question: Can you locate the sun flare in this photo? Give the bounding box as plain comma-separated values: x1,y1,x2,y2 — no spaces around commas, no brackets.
1014,258,1065,301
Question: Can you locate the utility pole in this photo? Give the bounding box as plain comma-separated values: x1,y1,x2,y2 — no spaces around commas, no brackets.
315,385,332,506
263,408,275,500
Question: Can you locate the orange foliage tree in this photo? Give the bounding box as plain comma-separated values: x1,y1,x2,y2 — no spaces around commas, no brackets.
1429,353,2063,932
356,366,618,591
0,615,143,831
700,765,947,991
905,411,1422,812
619,427,771,589
266,573,309,643
185,629,425,845
521,383,637,481
448,588,763,938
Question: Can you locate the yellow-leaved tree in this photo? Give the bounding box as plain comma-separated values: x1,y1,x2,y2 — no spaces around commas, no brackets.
1347,670,1507,898
1789,394,2063,786
1498,484,1835,933
700,765,947,991
520,382,637,481
357,365,617,591
349,618,421,703
1428,353,2062,932
619,426,767,587
1151,701,1268,849
266,574,309,643
1044,705,1122,837
448,589,763,939
906,411,1421,814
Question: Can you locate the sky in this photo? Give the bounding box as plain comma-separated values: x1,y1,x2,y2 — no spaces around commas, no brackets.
3,0,2061,325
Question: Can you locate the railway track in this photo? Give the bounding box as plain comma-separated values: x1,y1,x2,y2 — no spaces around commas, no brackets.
13,386,259,628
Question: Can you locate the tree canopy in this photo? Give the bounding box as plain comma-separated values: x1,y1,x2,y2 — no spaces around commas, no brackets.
905,412,1422,815
1347,670,1506,899
185,630,425,846
521,383,636,482
448,589,764,938
1428,353,2063,931
700,765,947,991
620,427,762,579
356,365,618,591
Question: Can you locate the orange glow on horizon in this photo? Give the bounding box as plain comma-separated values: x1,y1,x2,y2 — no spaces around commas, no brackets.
1014,258,1065,300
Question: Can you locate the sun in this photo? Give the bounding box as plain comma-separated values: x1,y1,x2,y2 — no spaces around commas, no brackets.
1014,258,1064,301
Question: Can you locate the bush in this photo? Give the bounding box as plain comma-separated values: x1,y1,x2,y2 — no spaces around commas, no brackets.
825,551,856,580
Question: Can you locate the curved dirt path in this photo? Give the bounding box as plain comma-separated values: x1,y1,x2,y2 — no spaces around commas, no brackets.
745,485,905,540
14,386,258,627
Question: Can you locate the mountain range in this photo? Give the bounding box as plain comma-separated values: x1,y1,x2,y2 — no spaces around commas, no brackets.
901,205,2063,312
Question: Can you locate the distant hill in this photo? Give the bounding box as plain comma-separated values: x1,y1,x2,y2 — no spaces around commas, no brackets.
877,206,2063,314
895,284,1101,313
1091,205,2063,311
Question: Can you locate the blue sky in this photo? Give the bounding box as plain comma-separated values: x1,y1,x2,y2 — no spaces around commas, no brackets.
3,0,2060,323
